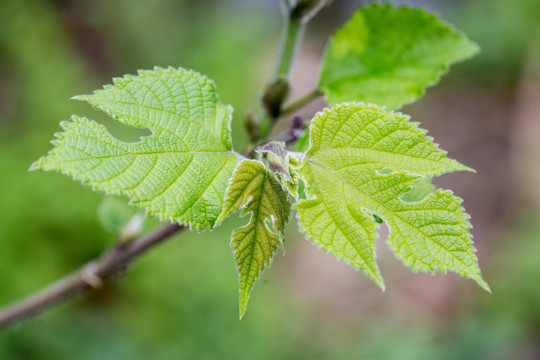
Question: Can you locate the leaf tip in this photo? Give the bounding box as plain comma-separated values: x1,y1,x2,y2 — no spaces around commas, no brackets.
372,273,386,291
445,158,476,174
28,159,42,172
70,94,89,102
475,276,491,293
454,161,476,173
214,214,226,228
239,293,250,320
239,306,247,320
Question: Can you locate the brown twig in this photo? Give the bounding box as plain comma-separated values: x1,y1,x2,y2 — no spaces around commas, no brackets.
0,223,183,330
273,115,306,145
245,116,306,158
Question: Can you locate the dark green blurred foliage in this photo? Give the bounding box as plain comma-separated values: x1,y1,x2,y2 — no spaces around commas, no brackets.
1,0,540,359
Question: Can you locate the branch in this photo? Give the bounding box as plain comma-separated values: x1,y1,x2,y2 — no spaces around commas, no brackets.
272,15,304,80
0,223,183,329
280,88,322,117
245,116,306,158
253,1,310,142
272,115,305,145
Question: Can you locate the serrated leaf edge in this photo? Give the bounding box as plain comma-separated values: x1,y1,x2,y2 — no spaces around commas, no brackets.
306,102,475,176
30,117,238,232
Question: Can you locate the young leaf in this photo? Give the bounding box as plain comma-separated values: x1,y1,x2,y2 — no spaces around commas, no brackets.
257,141,299,199
256,141,291,182
216,160,291,318
31,67,238,230
296,103,489,291
319,3,479,108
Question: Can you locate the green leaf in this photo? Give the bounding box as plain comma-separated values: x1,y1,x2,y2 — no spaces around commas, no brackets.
31,67,238,230
216,160,291,318
319,3,479,108
296,103,489,291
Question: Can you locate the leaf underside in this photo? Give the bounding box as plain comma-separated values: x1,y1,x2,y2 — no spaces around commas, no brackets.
296,102,489,291
216,160,291,318
319,3,479,109
31,67,238,230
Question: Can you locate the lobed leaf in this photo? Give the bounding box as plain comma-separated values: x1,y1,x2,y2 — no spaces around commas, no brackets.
319,3,479,108
296,103,489,291
216,160,291,318
32,67,238,230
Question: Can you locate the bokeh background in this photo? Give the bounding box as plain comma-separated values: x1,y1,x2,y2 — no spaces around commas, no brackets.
1,0,539,358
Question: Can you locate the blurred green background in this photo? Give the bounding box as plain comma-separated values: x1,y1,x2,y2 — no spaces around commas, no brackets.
1,0,540,358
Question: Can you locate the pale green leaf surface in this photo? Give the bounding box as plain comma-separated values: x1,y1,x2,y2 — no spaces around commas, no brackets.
31,67,238,230
319,3,479,108
296,161,384,288
306,102,472,177
216,160,291,318
296,103,489,290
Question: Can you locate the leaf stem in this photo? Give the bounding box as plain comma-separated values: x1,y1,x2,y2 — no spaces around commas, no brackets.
273,17,304,80
0,223,183,329
254,4,309,143
281,88,322,116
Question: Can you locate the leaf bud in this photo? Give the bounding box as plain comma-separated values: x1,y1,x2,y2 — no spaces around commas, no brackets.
262,77,290,118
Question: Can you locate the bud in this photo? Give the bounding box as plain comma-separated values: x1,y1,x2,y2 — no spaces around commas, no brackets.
262,77,290,118
256,141,292,182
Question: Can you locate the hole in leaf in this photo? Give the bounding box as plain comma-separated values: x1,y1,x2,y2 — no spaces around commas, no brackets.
78,106,152,143
400,177,436,203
